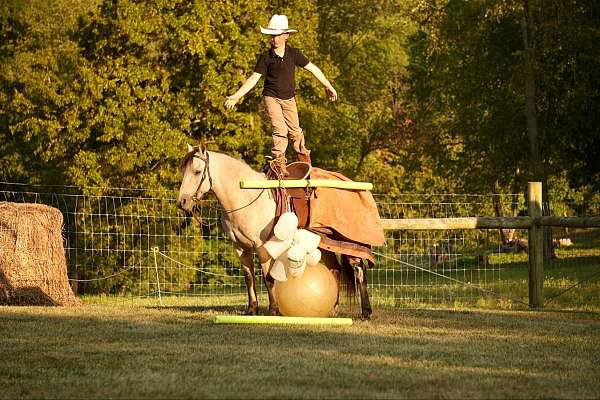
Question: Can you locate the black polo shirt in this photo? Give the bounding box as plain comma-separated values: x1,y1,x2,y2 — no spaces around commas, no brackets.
253,44,309,100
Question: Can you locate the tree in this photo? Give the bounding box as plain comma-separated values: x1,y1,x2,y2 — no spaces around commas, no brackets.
304,0,431,193
2,0,596,201
0,0,99,184
404,0,599,201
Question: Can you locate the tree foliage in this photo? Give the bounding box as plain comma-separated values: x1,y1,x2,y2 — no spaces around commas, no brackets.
2,0,598,295
405,0,599,200
1,0,598,201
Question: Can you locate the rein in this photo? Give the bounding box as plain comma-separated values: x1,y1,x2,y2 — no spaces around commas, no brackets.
189,151,267,223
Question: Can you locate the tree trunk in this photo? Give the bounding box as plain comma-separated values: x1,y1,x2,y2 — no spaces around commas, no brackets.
521,0,553,261
521,0,543,182
542,180,556,260
492,181,514,244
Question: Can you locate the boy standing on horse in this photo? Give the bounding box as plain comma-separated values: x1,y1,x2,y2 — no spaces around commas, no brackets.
225,14,337,174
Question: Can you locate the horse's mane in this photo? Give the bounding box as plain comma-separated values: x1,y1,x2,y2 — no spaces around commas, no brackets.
179,149,258,175
179,150,197,172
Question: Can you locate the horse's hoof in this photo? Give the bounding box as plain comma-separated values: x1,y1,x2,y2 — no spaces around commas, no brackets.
246,307,258,315
360,312,371,321
268,307,279,316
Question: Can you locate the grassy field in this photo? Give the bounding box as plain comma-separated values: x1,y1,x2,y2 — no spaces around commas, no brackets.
2,230,598,398
2,297,599,399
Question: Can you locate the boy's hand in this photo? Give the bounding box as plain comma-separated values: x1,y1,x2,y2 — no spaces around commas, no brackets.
325,86,338,101
225,95,239,110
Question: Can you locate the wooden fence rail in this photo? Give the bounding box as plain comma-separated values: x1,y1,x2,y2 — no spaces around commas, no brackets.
380,182,600,309
381,216,600,230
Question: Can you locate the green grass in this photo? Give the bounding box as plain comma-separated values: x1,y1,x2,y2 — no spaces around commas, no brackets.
2,230,598,398
1,298,599,399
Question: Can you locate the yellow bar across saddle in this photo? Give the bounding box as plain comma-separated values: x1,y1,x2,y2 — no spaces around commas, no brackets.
240,179,373,191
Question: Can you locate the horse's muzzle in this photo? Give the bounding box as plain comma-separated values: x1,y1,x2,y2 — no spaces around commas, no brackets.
177,195,193,212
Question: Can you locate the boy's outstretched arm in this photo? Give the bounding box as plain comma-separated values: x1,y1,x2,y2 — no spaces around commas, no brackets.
304,62,338,101
225,72,262,110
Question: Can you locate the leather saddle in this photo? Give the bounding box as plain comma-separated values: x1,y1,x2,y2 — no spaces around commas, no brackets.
267,161,313,229
268,161,378,266
282,162,313,229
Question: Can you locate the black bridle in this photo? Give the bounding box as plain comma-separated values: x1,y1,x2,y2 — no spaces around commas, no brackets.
191,151,213,204
187,150,266,217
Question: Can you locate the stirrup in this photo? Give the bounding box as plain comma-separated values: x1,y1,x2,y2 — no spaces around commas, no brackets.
261,156,274,174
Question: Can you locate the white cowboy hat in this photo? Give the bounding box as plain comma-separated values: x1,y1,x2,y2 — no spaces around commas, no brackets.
260,14,298,35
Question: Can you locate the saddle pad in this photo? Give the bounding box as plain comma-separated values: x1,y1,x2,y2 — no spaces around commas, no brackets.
308,168,385,247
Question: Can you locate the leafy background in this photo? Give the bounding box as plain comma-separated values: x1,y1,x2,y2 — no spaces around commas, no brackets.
2,0,598,202
1,0,599,294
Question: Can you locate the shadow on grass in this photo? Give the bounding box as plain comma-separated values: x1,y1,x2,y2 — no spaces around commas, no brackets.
144,304,246,314
547,254,600,268
2,305,599,399
569,227,600,249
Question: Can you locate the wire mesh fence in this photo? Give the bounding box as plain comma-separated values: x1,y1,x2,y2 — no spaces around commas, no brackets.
1,182,598,309
375,193,524,306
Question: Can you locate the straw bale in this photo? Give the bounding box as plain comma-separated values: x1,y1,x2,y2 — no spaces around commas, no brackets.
0,202,80,306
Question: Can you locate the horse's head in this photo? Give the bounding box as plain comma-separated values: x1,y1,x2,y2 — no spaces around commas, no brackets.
177,143,212,212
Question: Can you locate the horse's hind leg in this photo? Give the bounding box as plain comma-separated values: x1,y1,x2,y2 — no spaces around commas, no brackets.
239,249,258,315
346,256,372,320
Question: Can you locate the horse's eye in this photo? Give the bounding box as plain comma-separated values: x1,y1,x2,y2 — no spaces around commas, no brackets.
194,170,203,175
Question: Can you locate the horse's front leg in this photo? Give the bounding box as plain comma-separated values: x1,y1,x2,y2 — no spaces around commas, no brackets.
260,259,279,316
238,248,258,315
255,245,279,316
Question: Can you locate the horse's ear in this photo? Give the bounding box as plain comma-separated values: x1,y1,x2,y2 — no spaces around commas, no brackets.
198,141,207,155
187,143,194,153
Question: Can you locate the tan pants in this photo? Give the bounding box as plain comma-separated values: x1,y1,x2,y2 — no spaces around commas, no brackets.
264,96,310,159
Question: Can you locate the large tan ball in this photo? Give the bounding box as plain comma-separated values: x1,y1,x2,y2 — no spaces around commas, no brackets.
274,262,338,317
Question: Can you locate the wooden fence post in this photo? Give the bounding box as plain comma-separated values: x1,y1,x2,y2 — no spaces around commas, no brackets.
528,182,544,308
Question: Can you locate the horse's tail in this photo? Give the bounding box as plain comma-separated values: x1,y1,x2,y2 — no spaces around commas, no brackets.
339,254,357,304
321,250,356,303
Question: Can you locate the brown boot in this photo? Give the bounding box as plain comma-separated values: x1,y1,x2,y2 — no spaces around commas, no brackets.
269,156,289,178
297,151,311,165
